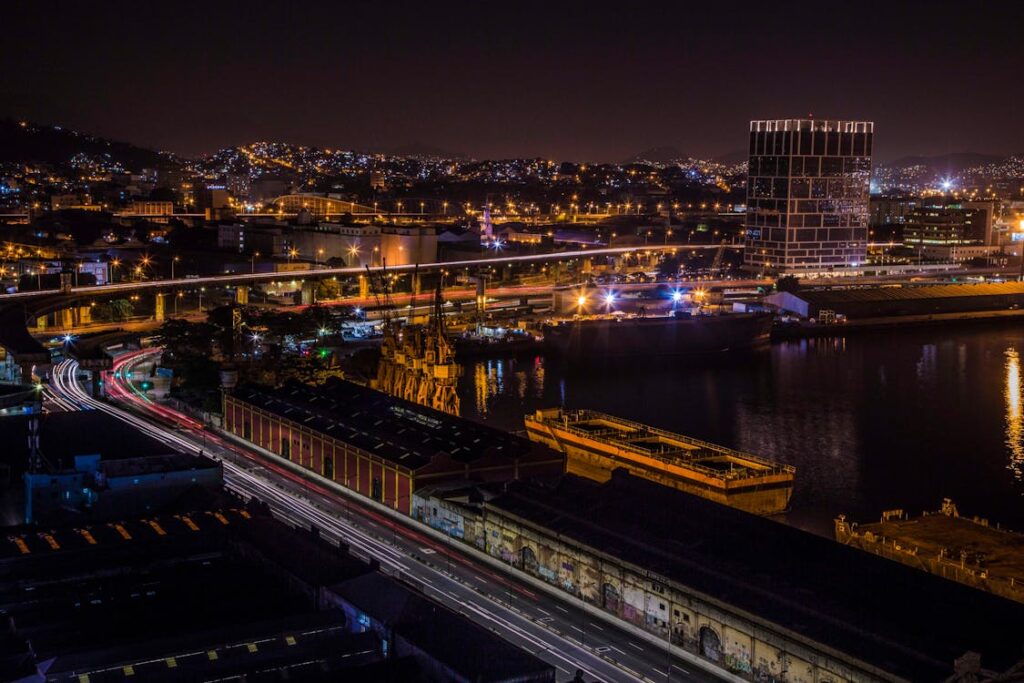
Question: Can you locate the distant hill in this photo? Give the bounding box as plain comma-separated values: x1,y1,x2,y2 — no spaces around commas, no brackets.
623,146,687,165
0,118,174,171
879,152,1006,171
385,143,466,159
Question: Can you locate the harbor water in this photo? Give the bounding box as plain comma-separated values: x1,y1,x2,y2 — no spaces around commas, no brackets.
458,323,1024,536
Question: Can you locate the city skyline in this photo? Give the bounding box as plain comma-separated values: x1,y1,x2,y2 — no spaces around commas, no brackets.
4,2,1024,162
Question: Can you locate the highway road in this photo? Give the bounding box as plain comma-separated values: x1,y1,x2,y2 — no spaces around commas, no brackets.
0,244,711,301
49,352,725,683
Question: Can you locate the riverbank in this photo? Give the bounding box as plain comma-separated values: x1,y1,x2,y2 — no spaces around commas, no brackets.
771,307,1024,340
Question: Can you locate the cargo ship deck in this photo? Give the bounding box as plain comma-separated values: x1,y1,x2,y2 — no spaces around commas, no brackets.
835,499,1024,603
524,408,795,514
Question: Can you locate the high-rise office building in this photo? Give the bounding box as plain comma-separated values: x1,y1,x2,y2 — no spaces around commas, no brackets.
743,119,873,272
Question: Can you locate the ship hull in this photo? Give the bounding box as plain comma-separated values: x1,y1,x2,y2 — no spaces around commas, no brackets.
542,313,772,358
524,408,794,515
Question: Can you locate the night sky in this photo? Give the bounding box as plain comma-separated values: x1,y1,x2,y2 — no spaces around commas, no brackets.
3,1,1022,162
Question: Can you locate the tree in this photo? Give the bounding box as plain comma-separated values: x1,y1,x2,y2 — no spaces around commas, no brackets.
657,254,680,279
315,278,341,300
109,298,134,321
775,275,801,293
154,318,217,358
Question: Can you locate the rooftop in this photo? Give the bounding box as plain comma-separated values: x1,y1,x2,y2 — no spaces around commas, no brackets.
488,472,1024,682
0,411,175,476
332,572,554,683
231,378,537,470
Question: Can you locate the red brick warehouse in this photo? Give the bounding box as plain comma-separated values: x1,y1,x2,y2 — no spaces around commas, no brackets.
223,378,564,514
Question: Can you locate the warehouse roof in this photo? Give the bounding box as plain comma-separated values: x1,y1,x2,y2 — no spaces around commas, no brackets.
790,281,1024,304
231,378,536,470
488,471,1024,682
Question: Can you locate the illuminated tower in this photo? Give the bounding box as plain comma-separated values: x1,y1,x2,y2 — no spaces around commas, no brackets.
743,119,873,273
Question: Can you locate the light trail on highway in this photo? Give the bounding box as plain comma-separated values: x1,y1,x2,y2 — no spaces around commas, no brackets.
50,352,720,683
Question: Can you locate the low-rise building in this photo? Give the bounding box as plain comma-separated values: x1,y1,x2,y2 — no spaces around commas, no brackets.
767,282,1024,320
222,379,564,515
903,200,996,261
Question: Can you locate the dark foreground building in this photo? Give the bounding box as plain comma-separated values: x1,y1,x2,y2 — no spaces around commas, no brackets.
419,471,1024,682
222,378,564,514
0,497,555,683
0,411,221,526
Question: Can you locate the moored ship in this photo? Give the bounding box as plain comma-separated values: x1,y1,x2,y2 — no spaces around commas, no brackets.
524,408,795,514
542,311,772,358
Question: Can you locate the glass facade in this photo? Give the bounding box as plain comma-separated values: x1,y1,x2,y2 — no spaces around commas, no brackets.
743,119,873,271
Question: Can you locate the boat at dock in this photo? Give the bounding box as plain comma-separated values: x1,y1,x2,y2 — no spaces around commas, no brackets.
542,311,772,358
524,408,795,515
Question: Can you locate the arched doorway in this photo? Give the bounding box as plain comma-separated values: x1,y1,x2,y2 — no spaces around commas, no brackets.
602,583,621,613
520,546,539,573
699,626,722,662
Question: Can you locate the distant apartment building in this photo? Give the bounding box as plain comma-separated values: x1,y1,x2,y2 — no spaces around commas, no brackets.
50,193,100,211
869,195,918,227
250,177,291,202
743,119,873,273
217,221,438,266
903,200,997,262
127,200,174,215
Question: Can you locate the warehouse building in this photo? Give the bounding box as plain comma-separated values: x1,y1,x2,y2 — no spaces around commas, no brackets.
767,281,1024,320
223,378,564,515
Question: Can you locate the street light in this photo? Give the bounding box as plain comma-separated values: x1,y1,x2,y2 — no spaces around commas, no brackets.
171,255,180,280
251,251,260,274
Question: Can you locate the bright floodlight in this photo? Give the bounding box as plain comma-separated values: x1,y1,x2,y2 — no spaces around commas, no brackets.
62,334,74,343
671,291,683,303
604,292,615,305
576,295,587,307
941,178,953,190
354,307,362,315
318,327,329,336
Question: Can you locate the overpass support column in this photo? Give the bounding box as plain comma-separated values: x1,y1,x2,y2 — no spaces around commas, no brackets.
34,314,47,332
301,280,316,306
582,258,593,274
358,275,369,299
79,306,92,325
60,308,73,330
155,293,166,322
235,285,249,305
412,272,422,297
475,276,487,320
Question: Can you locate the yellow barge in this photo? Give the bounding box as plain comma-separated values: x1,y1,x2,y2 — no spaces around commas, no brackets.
524,408,795,515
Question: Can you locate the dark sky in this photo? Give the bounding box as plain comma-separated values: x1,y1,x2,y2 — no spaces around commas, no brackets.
3,1,1022,162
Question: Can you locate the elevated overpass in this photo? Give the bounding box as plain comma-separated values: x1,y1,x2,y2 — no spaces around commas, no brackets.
0,245,706,303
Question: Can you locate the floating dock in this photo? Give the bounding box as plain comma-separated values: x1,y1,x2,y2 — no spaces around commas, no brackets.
835,499,1024,604
524,408,795,514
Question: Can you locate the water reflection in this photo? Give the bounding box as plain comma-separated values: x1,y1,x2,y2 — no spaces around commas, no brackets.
469,356,546,417
458,330,1024,533
1005,348,1024,478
